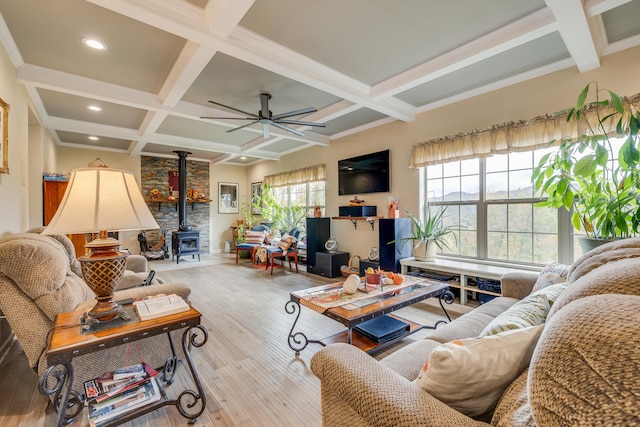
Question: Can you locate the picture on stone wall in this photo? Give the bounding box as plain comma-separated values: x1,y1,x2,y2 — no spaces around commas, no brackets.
219,182,239,213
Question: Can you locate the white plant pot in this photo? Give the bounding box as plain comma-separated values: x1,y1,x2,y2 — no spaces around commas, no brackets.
414,240,437,262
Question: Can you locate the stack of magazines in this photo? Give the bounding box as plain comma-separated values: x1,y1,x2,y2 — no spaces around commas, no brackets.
84,363,162,427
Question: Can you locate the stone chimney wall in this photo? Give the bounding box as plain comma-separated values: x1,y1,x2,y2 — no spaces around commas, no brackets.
141,155,210,253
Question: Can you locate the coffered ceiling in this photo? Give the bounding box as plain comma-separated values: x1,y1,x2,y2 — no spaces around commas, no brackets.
0,0,639,165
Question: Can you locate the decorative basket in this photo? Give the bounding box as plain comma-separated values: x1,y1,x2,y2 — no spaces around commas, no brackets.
340,255,361,278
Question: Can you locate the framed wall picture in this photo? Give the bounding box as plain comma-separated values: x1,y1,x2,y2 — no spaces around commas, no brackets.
251,182,262,214
0,97,9,174
218,182,239,214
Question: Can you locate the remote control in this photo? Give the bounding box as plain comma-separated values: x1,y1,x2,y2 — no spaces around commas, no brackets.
142,270,156,286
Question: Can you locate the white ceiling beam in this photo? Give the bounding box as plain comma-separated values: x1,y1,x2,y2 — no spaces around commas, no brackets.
585,0,633,16
86,0,416,122
545,0,600,72
44,116,141,140
17,64,163,111
0,10,23,67
204,0,255,36
372,8,557,99
159,42,218,107
150,132,281,160
159,0,254,106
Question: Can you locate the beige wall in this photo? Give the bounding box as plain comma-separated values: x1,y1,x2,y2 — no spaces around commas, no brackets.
0,39,29,236
210,163,248,252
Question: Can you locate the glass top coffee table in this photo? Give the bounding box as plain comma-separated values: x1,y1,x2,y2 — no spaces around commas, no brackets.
286,276,454,354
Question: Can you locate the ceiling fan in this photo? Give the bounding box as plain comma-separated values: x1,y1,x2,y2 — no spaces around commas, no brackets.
201,93,326,138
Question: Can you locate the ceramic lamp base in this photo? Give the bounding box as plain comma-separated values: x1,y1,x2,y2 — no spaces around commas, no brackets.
79,237,129,322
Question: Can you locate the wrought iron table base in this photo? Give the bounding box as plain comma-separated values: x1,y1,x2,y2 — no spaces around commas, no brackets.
286,290,455,354
40,324,208,427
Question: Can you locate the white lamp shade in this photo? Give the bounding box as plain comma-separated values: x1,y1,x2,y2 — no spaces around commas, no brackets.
43,168,159,235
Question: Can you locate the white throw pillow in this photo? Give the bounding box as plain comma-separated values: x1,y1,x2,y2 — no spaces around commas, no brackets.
415,325,543,418
532,262,569,292
480,283,567,336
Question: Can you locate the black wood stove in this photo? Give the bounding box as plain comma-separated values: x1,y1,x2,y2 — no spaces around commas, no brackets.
171,151,200,264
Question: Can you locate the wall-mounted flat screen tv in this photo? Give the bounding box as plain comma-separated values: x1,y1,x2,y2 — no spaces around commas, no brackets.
338,149,390,195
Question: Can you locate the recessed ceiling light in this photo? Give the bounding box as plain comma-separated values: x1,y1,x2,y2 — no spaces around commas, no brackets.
82,38,107,51
87,105,102,112
88,136,99,141
240,156,247,160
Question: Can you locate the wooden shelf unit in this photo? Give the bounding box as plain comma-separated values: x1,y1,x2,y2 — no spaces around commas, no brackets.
400,257,539,305
331,216,384,230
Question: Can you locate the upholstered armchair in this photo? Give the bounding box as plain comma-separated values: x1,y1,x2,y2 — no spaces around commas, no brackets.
0,232,192,396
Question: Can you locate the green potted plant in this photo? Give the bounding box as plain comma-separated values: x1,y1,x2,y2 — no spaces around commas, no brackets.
275,205,306,235
252,183,279,228
531,82,640,252
237,195,257,244
391,201,455,261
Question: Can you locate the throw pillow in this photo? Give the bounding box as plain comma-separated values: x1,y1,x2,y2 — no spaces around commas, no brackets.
244,230,266,245
415,325,544,418
278,235,294,251
480,283,567,336
532,262,569,292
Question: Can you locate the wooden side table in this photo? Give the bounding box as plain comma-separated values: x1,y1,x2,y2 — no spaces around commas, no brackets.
40,305,208,427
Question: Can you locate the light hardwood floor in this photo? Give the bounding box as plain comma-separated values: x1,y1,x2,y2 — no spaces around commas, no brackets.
0,254,456,427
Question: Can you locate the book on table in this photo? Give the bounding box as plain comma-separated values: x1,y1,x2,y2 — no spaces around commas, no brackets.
353,315,410,343
132,293,190,321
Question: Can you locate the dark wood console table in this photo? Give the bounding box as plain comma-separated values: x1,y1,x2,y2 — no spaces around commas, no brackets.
40,306,208,427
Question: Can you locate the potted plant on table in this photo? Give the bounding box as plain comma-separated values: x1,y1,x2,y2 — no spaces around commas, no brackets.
391,201,456,262
531,82,640,252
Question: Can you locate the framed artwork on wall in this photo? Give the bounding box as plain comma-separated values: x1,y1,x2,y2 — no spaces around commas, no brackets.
251,182,262,214
218,182,239,214
0,97,9,174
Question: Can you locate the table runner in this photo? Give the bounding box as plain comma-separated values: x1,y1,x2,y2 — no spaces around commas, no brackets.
298,275,430,313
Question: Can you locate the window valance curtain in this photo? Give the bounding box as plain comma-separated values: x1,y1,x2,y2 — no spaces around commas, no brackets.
410,93,640,168
263,163,326,187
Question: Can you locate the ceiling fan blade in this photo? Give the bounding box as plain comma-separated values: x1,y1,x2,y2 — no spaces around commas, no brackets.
207,100,258,118
226,120,260,133
271,107,317,120
270,121,305,136
260,93,270,118
200,116,257,120
275,119,327,127
262,123,270,138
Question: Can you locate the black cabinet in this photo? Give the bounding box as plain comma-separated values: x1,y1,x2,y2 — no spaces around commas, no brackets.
316,251,350,278
379,218,412,272
306,217,330,275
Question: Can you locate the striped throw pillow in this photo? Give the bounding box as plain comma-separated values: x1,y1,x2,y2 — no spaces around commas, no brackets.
244,230,266,244
278,236,294,251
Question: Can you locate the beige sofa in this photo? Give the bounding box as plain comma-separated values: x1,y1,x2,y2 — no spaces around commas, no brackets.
0,232,192,394
311,238,640,426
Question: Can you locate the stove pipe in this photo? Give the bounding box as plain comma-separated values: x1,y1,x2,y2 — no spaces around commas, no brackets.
174,150,192,231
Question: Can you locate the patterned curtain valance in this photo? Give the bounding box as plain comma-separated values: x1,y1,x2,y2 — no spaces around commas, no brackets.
410,93,640,168
263,163,326,187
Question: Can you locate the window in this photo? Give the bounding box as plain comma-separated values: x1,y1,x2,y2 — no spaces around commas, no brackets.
425,148,561,265
271,181,326,229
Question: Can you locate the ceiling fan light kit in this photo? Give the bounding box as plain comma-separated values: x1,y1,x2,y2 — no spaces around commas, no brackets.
201,93,326,138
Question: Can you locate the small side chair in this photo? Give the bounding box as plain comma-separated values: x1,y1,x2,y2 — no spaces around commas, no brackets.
266,237,299,275
235,226,269,263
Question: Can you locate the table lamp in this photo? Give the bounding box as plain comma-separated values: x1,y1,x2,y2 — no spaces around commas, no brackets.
43,168,159,325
